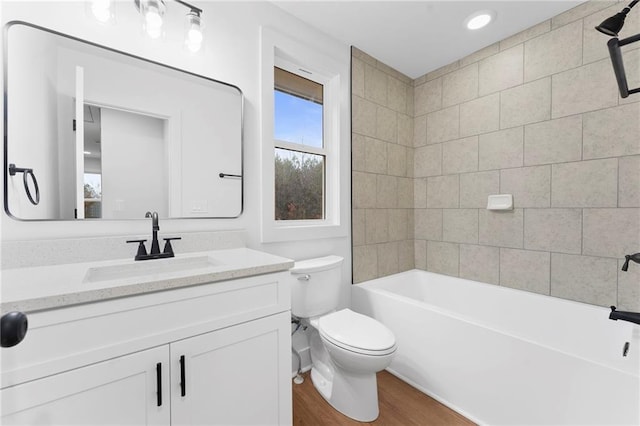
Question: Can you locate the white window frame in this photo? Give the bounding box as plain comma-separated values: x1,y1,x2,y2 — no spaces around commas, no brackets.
260,27,350,243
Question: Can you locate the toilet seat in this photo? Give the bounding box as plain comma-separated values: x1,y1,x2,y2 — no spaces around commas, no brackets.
318,309,396,356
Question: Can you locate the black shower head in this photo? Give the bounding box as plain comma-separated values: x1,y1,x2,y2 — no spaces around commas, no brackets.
596,12,629,36
595,0,639,37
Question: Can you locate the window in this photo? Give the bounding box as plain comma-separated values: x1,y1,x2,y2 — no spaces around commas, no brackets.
260,27,350,242
83,173,102,218
274,66,326,221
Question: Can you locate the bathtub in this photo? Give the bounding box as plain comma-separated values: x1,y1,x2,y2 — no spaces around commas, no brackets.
352,269,640,425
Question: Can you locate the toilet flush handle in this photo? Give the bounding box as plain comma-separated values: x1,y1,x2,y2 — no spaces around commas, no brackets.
297,274,311,281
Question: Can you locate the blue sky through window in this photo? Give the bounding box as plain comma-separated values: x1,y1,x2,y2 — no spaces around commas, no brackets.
274,90,323,148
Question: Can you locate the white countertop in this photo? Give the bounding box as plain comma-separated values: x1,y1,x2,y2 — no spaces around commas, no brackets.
0,248,294,313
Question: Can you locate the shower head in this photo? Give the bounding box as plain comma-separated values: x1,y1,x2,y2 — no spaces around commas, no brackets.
595,0,639,37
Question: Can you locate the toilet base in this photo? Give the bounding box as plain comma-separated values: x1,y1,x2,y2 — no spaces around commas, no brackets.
308,329,381,422
311,365,380,422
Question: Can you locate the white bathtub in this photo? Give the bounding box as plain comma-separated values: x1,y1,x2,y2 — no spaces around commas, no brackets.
352,269,640,425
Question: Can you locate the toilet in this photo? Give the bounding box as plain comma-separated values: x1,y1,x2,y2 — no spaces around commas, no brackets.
290,255,397,422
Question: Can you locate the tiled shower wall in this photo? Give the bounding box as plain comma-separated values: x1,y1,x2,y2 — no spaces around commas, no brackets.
352,1,640,310
352,47,415,283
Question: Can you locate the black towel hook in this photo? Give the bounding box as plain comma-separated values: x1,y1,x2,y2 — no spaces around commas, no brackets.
9,163,40,205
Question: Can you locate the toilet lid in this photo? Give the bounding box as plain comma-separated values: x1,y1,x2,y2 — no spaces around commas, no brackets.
318,309,396,353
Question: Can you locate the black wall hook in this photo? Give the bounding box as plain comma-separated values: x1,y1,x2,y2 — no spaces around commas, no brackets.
8,163,40,205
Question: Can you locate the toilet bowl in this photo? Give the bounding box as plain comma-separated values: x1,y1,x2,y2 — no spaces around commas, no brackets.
290,256,397,421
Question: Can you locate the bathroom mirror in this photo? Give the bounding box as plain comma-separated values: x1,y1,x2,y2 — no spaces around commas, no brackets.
4,22,243,220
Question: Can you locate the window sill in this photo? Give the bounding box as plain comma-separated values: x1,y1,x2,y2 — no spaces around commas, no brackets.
260,220,349,243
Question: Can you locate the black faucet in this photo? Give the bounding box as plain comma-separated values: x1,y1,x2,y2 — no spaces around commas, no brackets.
621,252,640,271
145,211,161,255
126,211,181,261
609,306,640,326
609,252,640,326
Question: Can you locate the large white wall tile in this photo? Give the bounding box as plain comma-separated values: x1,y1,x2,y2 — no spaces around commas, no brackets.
479,127,524,171
443,209,479,244
524,115,582,166
583,102,640,159
524,20,582,82
459,171,500,208
414,78,442,116
427,241,459,276
500,166,551,208
415,208,443,240
427,175,459,208
442,63,478,107
500,78,551,128
551,159,618,207
460,93,500,137
459,244,499,284
551,253,617,306
524,208,582,254
620,156,640,207
583,208,640,258
479,44,523,96
442,136,478,175
427,106,459,144
500,248,551,295
552,59,618,118
478,209,524,249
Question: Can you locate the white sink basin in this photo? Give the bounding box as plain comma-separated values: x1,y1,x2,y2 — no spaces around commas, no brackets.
83,256,219,283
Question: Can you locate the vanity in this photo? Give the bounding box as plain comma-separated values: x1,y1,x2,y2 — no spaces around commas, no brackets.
0,248,294,425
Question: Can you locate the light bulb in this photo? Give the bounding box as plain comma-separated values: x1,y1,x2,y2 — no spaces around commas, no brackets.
184,11,203,52
91,0,113,23
145,5,163,39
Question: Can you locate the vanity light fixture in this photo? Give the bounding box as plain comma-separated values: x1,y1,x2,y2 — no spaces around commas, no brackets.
91,0,204,51
465,10,495,30
134,0,203,50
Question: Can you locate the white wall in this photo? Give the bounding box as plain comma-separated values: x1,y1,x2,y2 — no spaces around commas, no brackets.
0,1,352,306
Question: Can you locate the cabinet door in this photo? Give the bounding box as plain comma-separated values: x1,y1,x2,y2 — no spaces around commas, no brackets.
170,312,292,426
1,346,170,425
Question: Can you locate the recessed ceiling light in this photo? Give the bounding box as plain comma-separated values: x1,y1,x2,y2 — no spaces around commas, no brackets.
465,10,495,30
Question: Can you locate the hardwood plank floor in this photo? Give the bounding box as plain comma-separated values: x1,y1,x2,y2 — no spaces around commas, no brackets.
293,371,475,425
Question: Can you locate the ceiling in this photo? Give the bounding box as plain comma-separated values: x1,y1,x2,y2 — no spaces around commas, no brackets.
272,1,586,79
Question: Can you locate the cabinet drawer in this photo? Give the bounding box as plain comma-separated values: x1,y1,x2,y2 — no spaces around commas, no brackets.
1,272,290,388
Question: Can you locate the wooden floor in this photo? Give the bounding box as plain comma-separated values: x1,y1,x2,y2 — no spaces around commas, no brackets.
293,371,475,425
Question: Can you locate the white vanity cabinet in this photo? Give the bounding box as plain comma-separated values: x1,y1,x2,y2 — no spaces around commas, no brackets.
1,345,171,425
170,312,289,425
0,268,292,426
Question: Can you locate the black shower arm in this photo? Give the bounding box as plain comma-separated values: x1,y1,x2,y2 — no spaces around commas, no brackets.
607,34,640,98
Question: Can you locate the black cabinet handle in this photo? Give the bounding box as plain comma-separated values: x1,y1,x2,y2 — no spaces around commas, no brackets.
180,355,186,397
1,311,28,348
156,363,162,407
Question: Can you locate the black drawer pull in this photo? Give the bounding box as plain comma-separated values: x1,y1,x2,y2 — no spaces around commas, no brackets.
1,311,28,348
180,355,186,397
156,363,162,407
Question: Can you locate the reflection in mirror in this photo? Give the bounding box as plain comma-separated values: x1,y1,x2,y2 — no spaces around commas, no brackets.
4,22,243,220
83,105,169,219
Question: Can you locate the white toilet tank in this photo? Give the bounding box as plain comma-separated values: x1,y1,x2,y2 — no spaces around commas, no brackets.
290,255,344,318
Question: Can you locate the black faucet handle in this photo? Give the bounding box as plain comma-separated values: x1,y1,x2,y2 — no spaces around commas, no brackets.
621,252,640,271
162,237,181,256
126,239,148,260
